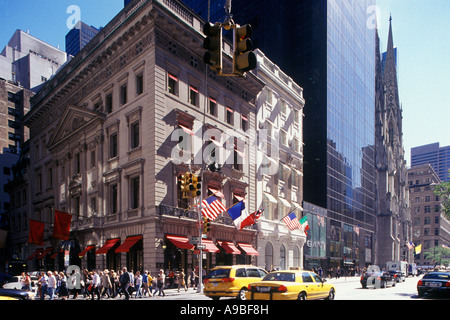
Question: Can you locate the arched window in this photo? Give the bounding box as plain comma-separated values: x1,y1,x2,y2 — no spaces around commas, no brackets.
293,245,300,267
280,245,286,270
265,242,273,271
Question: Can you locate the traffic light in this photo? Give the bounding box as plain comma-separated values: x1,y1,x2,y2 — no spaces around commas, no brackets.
177,173,190,199
202,216,211,234
189,174,201,198
203,22,223,72
233,24,257,75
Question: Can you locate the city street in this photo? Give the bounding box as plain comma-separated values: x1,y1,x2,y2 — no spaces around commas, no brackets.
77,274,443,301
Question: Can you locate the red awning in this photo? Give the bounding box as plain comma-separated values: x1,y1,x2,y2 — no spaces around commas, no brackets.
194,239,219,254
217,241,241,255
166,235,194,250
95,238,120,254
204,239,219,253
37,247,53,260
27,248,43,260
78,245,96,257
115,235,143,253
237,242,259,256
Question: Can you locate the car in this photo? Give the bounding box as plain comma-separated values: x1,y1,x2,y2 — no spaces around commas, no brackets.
0,288,34,300
388,270,406,283
360,271,396,289
417,271,450,297
246,270,335,300
204,265,268,300
1,275,38,290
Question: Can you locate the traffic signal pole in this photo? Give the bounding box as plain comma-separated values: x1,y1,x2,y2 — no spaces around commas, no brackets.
196,195,204,293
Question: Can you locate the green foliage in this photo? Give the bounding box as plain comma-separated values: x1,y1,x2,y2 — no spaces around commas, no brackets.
423,246,450,267
433,170,450,220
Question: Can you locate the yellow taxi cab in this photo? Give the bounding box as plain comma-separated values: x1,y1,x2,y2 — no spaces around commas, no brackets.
204,265,268,300
246,269,335,300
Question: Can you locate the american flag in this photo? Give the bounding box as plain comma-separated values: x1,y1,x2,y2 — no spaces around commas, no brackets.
282,212,301,231
407,241,414,250
201,196,226,220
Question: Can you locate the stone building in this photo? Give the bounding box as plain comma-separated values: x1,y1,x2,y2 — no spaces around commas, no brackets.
374,18,412,267
408,164,450,269
252,49,306,271
21,0,265,274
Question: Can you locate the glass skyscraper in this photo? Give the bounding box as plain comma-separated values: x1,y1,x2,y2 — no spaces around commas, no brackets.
182,0,377,269
411,143,450,182
65,21,100,57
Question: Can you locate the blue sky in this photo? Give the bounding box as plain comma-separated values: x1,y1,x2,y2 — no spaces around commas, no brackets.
1,0,449,165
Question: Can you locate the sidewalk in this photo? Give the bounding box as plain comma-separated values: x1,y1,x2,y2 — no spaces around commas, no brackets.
323,276,360,284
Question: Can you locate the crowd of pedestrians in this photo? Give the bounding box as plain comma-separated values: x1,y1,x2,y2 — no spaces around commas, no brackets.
24,267,198,300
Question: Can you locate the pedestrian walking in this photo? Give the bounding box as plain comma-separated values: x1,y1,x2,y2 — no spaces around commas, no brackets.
91,270,101,300
58,271,69,300
21,272,31,291
150,271,157,296
142,270,150,297
178,269,187,292
156,269,166,297
38,271,48,300
47,271,57,300
119,267,131,300
101,269,112,298
135,271,143,298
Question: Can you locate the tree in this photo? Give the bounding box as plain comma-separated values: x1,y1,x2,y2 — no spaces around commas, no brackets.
423,246,450,268
433,170,450,220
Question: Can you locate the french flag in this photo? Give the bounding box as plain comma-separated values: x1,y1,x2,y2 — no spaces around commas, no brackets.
227,201,262,230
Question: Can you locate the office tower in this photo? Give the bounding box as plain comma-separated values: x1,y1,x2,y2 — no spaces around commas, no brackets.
65,21,100,57
408,164,450,268
411,143,450,182
0,29,67,92
183,0,377,270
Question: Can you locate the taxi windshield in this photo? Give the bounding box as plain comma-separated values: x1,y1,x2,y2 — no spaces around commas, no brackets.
206,269,230,279
263,272,296,282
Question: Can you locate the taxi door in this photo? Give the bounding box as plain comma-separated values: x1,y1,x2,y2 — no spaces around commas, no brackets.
311,272,328,299
301,272,319,299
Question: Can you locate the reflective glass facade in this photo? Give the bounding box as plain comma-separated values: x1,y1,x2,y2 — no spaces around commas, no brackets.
326,0,376,228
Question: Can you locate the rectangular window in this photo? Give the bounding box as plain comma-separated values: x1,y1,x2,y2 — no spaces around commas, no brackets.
110,184,118,214
106,93,113,114
189,86,198,106
90,197,97,215
209,97,217,116
280,130,287,146
74,153,81,174
131,177,140,210
90,150,96,167
226,107,233,125
241,115,248,132
120,83,127,105
136,74,144,95
110,133,118,159
130,122,140,149
168,73,178,95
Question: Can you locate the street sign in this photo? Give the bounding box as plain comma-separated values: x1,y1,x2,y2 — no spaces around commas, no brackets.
190,237,199,244
197,244,206,250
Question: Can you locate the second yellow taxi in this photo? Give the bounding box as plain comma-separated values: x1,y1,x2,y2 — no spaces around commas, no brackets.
246,269,336,300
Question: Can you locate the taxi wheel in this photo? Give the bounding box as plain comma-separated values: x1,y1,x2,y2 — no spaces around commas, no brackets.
237,288,247,300
326,288,335,300
297,292,307,300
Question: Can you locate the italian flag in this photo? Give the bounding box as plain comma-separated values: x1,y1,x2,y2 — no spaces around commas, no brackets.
299,216,310,235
